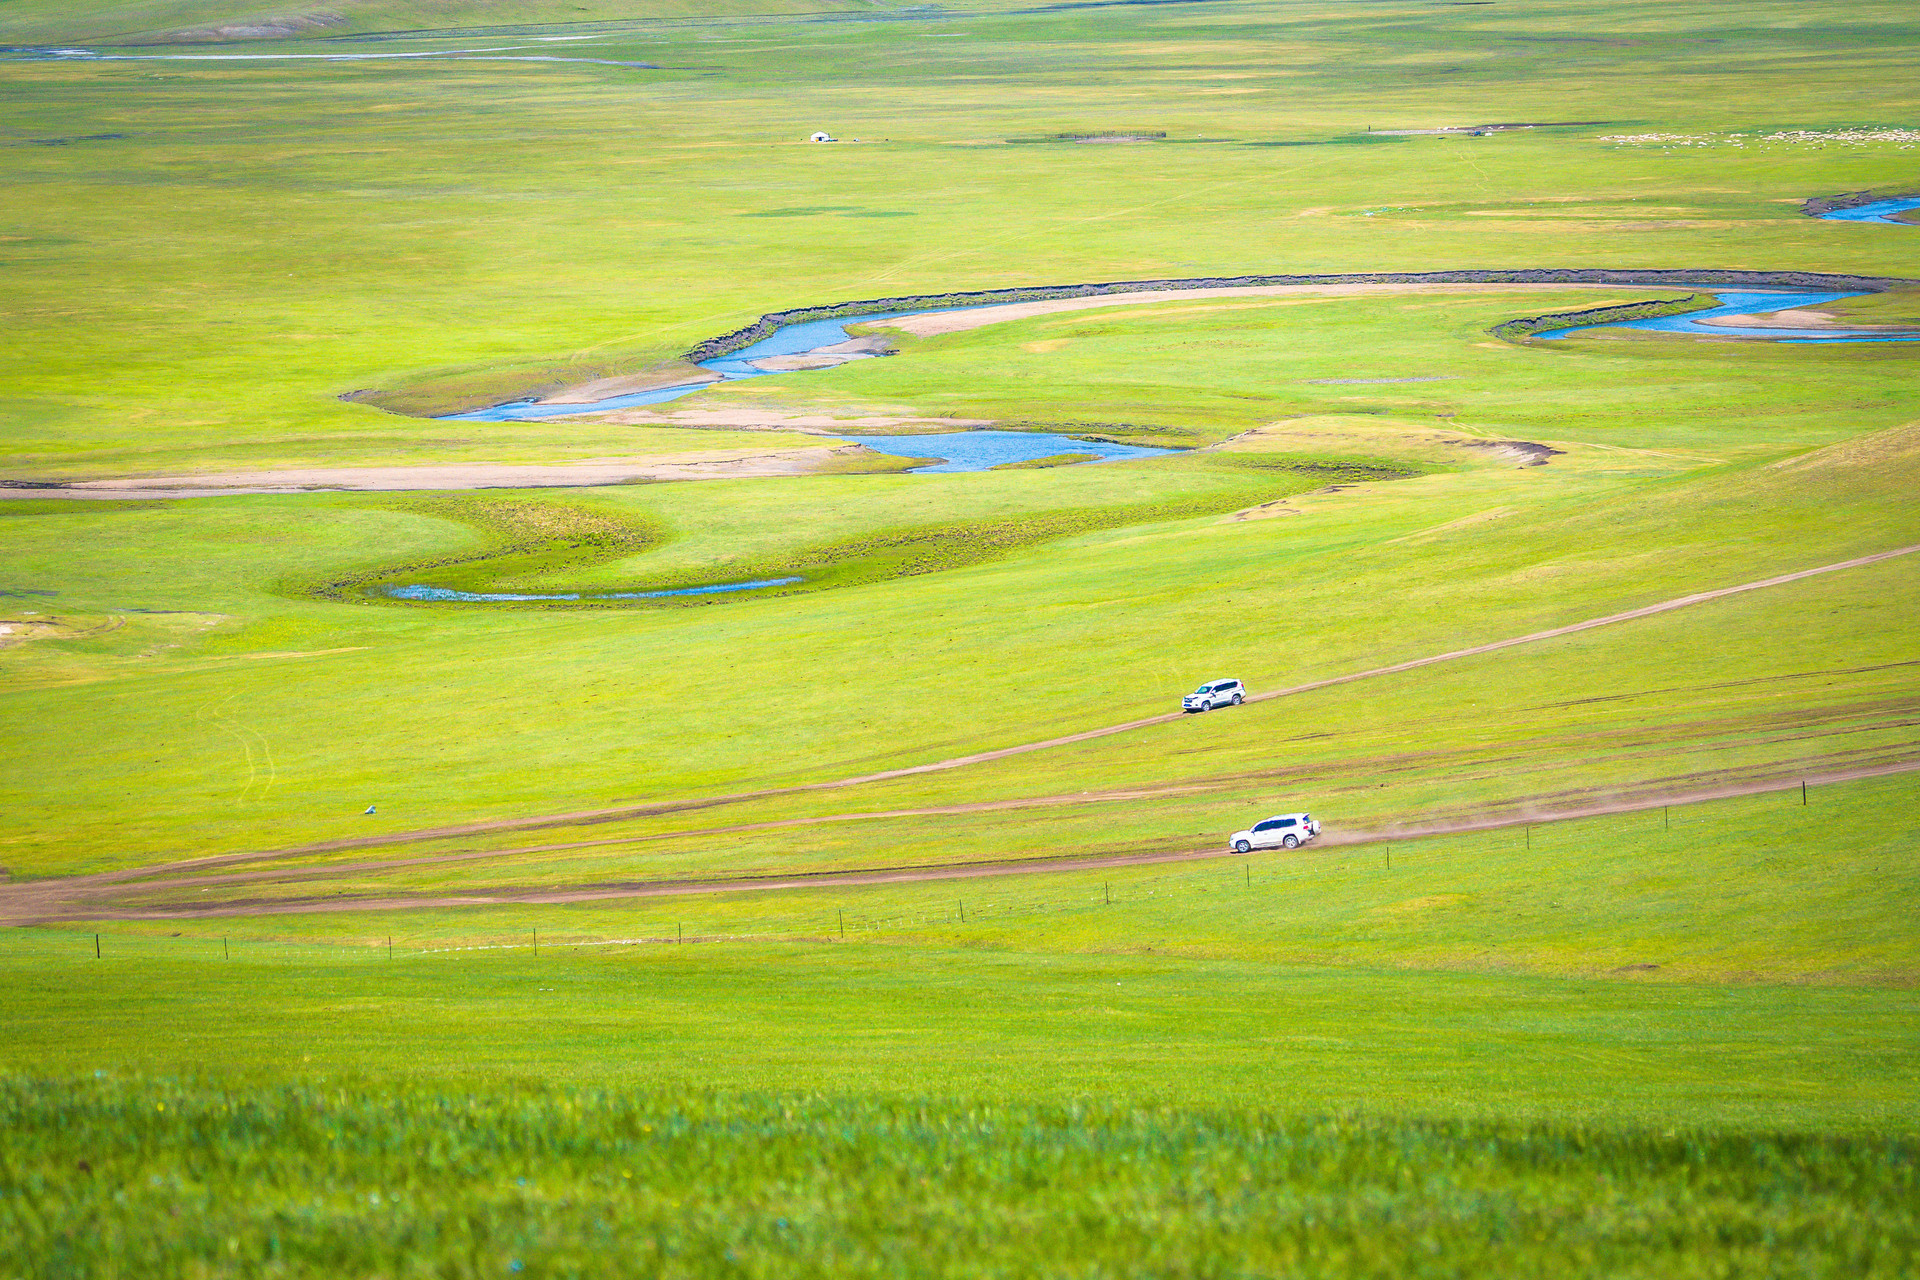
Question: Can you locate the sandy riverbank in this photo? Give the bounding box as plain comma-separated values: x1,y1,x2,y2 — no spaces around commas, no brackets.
868,282,1636,338
1696,307,1920,332
0,445,877,499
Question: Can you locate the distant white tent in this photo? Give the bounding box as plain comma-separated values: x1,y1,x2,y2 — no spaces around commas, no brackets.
809,131,834,143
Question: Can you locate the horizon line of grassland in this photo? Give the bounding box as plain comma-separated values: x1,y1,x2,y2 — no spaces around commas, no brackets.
4,1076,1916,1280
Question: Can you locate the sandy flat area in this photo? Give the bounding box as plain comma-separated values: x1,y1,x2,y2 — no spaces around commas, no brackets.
747,334,895,372
871,282,1631,338
586,407,996,432
536,367,720,404
1696,308,1914,331
0,445,872,499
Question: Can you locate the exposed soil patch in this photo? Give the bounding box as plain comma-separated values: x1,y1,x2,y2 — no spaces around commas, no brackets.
1450,439,1562,467
164,11,346,41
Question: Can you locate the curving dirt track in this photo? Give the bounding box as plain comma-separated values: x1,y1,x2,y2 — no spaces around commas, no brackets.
19,757,1917,923
4,542,1914,927
73,539,1914,878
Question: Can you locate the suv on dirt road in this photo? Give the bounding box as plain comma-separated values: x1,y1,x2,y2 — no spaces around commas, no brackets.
1230,812,1320,854
1183,679,1244,713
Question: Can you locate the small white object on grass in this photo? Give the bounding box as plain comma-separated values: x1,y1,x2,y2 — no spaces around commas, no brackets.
363,805,376,815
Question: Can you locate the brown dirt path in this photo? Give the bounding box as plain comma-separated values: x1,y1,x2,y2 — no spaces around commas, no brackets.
32,757,1919,922
0,446,866,500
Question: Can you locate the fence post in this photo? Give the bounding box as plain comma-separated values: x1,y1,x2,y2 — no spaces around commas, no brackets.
1104,883,1110,905
1802,781,1808,807
532,928,538,957
1664,806,1669,830
959,900,966,923
223,936,229,961
838,909,846,940
94,934,100,960
677,923,683,944
1525,825,1531,851
1245,864,1251,888
1385,844,1390,870
387,935,393,960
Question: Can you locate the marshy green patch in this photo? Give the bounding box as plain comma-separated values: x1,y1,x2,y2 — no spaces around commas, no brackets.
292,453,1425,608
292,493,663,606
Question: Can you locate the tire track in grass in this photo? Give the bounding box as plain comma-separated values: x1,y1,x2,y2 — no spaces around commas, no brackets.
24,541,1920,896
37,756,1920,921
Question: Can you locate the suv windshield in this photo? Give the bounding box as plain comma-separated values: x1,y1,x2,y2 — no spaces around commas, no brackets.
1192,685,1211,694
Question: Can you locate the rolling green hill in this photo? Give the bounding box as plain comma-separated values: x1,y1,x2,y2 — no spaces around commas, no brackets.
3,1,1917,1273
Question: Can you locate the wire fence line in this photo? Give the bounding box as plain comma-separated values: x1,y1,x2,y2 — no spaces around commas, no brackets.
10,790,1811,963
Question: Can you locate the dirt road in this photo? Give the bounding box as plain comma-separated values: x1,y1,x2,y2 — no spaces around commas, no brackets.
19,757,1915,923
3,542,1912,927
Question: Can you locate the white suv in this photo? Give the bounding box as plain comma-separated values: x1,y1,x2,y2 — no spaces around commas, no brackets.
1230,812,1319,853
1182,678,1244,713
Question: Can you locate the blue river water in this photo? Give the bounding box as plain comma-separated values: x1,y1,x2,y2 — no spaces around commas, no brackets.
1537,289,1920,344
1818,196,1920,225
385,576,804,603
852,431,1169,472
440,308,961,424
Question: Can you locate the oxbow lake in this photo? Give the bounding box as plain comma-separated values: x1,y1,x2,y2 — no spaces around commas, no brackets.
1537,289,1920,344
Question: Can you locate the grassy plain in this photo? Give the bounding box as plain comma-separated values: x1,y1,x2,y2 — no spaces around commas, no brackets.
4,0,1920,1273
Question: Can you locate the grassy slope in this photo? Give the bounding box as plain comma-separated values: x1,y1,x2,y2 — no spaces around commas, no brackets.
7,775,1918,1273
0,0,907,45
2,328,1913,875
5,3,1920,1270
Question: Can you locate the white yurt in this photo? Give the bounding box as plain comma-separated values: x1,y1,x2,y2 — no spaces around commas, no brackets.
809,131,834,143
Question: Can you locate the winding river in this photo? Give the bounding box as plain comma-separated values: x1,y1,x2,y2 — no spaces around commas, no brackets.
400,234,1920,600
1537,289,1920,343
447,271,1920,441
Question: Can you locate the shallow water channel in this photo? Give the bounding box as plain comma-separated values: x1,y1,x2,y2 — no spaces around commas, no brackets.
440,308,962,424
441,303,1175,472
1818,196,1920,225
385,577,805,603
1536,289,1920,343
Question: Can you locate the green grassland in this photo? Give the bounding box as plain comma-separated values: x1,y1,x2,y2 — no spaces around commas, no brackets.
5,0,1920,1273
2,0,1919,477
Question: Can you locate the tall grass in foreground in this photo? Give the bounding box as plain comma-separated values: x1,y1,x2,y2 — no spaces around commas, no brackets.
5,1076,1914,1278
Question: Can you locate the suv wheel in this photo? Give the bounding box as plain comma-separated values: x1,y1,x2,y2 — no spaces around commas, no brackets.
1233,839,1252,854
1282,834,1299,849
1230,693,1243,706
